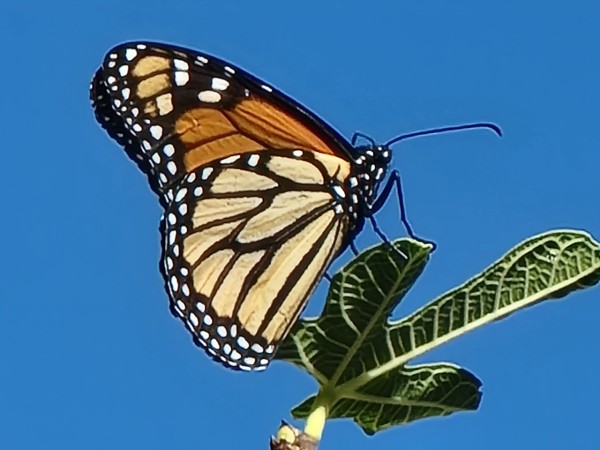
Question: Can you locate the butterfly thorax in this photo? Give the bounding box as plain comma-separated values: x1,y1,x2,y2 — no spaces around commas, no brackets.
346,144,391,218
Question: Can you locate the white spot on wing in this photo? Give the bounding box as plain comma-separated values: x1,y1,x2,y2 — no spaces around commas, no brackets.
125,48,138,61
174,59,189,71
211,78,230,91
220,155,240,164
175,71,189,86
251,343,264,353
170,276,179,291
175,188,188,202
237,336,249,349
182,284,190,296
333,185,346,198
201,167,213,180
198,90,222,103
163,144,175,157
150,125,163,140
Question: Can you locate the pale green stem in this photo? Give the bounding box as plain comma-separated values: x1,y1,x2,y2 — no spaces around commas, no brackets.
303,400,330,441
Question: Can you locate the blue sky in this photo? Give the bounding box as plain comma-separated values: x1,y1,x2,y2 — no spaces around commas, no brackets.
1,1,599,449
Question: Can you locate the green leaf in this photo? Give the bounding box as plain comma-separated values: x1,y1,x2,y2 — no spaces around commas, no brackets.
292,363,481,435
276,230,600,435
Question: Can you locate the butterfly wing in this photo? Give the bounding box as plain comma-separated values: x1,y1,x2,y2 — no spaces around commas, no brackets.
90,42,359,370
164,150,350,370
90,41,354,206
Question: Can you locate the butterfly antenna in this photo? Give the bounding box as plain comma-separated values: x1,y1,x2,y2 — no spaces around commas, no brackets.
385,122,502,147
351,131,376,147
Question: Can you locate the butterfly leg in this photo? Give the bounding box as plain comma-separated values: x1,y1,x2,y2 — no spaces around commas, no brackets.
370,170,437,250
368,216,409,259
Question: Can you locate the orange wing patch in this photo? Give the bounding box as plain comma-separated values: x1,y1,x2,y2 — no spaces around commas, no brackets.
176,95,339,173
229,97,336,155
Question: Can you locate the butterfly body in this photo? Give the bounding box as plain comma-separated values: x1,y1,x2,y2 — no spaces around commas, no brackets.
91,42,391,370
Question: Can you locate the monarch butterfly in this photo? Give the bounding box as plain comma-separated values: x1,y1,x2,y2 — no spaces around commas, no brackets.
90,42,499,371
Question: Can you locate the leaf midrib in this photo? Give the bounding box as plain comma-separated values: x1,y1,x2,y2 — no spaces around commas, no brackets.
338,391,465,411
328,254,412,387
337,262,599,392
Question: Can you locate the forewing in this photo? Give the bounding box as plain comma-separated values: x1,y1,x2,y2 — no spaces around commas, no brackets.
90,42,353,206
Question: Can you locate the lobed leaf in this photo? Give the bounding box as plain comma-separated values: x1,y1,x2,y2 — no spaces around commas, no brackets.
276,230,600,434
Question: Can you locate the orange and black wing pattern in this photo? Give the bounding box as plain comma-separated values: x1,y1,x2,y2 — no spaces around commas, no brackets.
90,42,376,371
